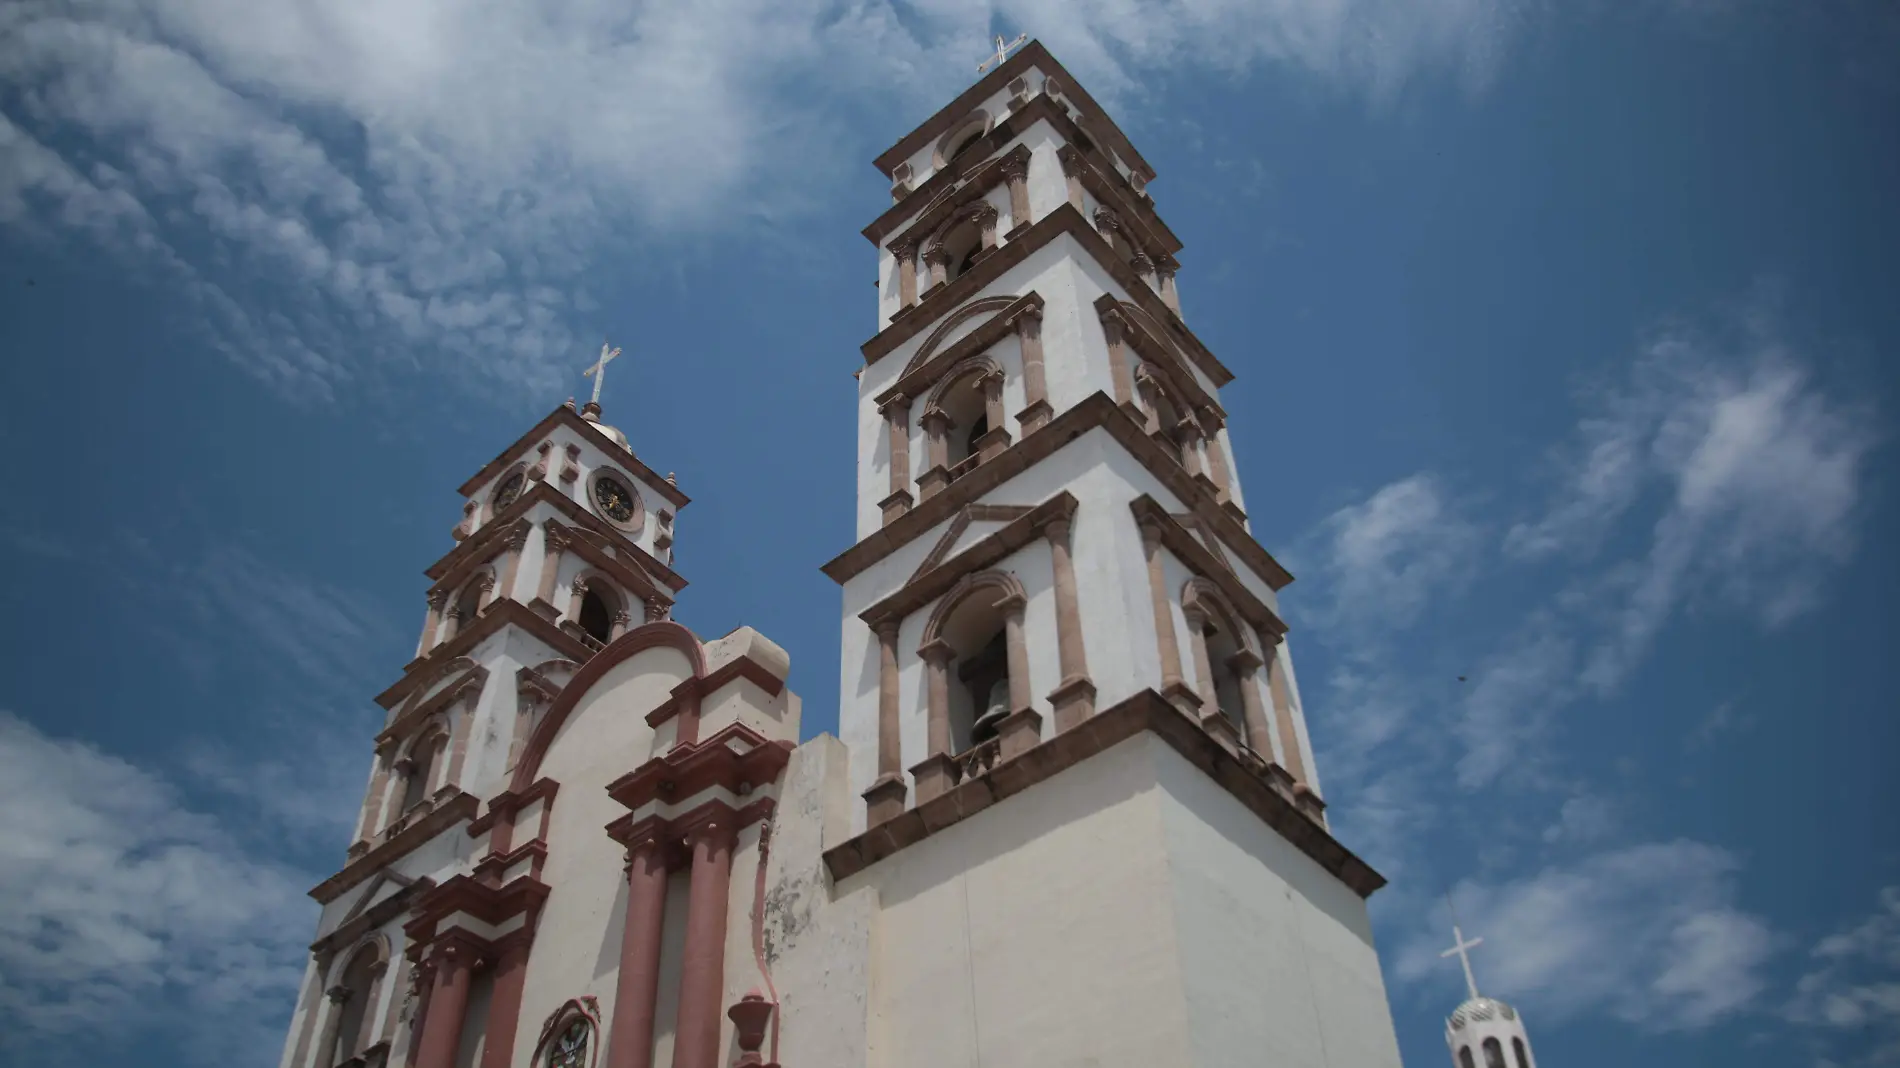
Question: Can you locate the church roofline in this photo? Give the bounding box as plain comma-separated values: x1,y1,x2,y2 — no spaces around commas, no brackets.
455,404,691,510
422,479,687,594
870,40,1156,185
860,201,1233,386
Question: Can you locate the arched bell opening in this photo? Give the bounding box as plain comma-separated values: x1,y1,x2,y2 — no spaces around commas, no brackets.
326,941,383,1064
1482,1038,1506,1068
1200,618,1247,733
934,370,989,472
1458,1047,1477,1068
577,588,614,645
397,728,445,815
940,220,983,283
934,590,1017,755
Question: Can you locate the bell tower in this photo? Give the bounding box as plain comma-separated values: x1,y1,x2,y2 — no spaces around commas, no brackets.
793,38,1407,1067
829,39,1326,831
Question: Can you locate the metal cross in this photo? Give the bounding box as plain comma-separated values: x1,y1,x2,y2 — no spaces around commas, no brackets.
978,33,1027,75
1441,924,1485,1000
582,341,621,406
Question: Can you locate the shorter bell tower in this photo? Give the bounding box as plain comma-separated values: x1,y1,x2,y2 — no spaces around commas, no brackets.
1442,924,1540,1068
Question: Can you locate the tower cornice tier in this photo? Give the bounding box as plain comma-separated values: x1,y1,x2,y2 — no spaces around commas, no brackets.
821,688,1383,896
858,492,1076,627
821,391,1292,591
378,599,592,711
454,403,690,509
860,202,1233,387
871,41,1155,186
423,479,685,594
311,790,480,904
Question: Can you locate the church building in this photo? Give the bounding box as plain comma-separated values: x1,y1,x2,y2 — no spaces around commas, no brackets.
277,39,1408,1068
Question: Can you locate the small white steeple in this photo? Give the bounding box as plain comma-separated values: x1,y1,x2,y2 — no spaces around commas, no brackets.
1441,920,1538,1068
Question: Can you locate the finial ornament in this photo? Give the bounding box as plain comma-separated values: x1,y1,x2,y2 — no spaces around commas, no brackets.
583,341,622,407
1441,917,1485,1000
978,33,1027,75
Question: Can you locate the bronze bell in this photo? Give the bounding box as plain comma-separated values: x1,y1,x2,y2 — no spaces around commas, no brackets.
970,677,1011,744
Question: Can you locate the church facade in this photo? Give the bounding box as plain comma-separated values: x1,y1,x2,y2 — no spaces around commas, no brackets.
277,41,1406,1068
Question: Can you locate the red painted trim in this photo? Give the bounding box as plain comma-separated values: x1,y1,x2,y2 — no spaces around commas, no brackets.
469,778,560,842
509,621,707,794
604,722,793,814
642,656,787,729
478,934,533,1068
472,840,548,888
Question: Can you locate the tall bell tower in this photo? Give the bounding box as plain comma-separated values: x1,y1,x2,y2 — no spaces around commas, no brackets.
783,38,1407,1067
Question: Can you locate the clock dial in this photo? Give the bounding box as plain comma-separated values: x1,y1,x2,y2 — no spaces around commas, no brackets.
593,476,635,522
493,470,525,510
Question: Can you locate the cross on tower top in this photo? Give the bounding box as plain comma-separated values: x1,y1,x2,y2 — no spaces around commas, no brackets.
977,33,1027,75
1440,924,1485,1000
583,341,622,407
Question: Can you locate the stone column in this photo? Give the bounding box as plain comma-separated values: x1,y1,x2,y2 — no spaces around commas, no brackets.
1012,306,1052,433
417,590,449,658
1266,644,1309,787
672,821,736,1068
1058,147,1085,210
1002,155,1031,235
312,985,350,1068
1132,251,1156,292
494,523,531,606
478,940,530,1068
879,394,913,524
864,621,907,824
533,525,570,614
437,605,462,645
443,680,480,792
509,685,543,771
975,370,1009,461
1099,307,1137,412
911,639,956,803
997,596,1043,759
1183,607,1239,754
1156,257,1182,316
565,575,590,624
922,244,950,292
1140,519,1198,717
916,408,952,500
610,610,632,642
606,837,669,1068
893,243,919,310
1198,411,1234,503
974,203,1000,252
473,572,498,615
1044,517,1096,731
412,940,479,1068
1229,648,1274,759
1177,419,1208,481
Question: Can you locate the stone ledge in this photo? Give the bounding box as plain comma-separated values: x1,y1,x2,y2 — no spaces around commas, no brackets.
820,689,1383,898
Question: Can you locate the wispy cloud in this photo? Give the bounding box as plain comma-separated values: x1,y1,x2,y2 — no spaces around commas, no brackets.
0,0,1548,404
1396,841,1778,1032
0,712,315,1067
1790,886,1900,1066
1309,473,1483,638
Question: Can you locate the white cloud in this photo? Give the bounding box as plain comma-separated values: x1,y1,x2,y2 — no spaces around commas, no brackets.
1309,473,1483,636
0,0,1541,402
0,712,316,1066
1398,841,1777,1032
1791,887,1900,1066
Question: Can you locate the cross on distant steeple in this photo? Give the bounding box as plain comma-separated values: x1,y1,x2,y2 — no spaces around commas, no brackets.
583,341,621,406
978,33,1027,75
1441,924,1485,1000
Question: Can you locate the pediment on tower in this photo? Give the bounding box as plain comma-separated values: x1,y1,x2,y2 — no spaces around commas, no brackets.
908,503,1038,583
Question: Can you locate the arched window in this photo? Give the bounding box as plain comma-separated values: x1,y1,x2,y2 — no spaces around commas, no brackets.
1512,1037,1529,1067
537,1009,596,1068
1200,620,1247,731
940,220,983,282
1483,1037,1506,1068
1458,1048,1476,1068
454,578,485,627
577,588,613,645
931,366,991,472
328,943,382,1063
920,570,1029,767
956,630,1011,749
399,732,442,813
963,410,990,459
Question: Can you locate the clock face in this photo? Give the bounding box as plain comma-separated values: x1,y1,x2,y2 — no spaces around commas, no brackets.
593,475,635,523
493,470,525,510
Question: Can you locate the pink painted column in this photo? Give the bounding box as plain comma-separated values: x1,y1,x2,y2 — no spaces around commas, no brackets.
417,590,448,657
1044,517,1096,731
413,940,478,1068
607,838,669,1068
893,242,918,309
672,822,737,1068
863,621,907,824
534,525,570,610
478,939,531,1068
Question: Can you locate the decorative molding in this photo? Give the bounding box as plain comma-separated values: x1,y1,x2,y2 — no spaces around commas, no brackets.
820,688,1382,897
453,403,690,509
862,493,1076,628
311,792,480,905
908,503,1036,583
1130,496,1289,637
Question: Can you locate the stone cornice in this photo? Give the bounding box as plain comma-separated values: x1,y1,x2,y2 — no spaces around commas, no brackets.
310,874,433,957
456,404,691,509
377,664,488,748
860,203,1232,388
377,599,590,711
424,481,686,594
873,143,1032,251
1055,143,1182,256
821,688,1383,898
1096,294,1224,420
871,41,1155,185
643,654,789,729
546,519,672,606
402,872,551,949
874,293,1044,408
859,492,1077,627
821,392,1293,593
604,722,794,813
1128,496,1288,637
311,791,480,905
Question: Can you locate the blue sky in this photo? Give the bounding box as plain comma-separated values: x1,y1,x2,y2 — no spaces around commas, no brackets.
1,2,1895,1066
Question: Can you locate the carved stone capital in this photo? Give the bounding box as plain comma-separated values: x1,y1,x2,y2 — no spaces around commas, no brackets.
326,984,352,1004
1000,155,1029,183
921,244,951,266
569,575,589,594
1093,206,1122,232
426,589,451,609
